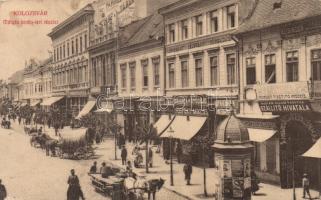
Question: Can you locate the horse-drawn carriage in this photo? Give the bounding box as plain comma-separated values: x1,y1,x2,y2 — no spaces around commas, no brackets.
89,162,165,200
56,127,94,160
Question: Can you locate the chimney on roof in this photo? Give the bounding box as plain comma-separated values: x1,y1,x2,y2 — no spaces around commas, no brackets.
273,1,282,10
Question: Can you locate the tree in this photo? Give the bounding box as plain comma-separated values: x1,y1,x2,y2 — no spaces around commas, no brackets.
136,123,157,173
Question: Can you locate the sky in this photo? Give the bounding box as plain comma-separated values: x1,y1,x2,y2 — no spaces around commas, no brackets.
0,0,93,80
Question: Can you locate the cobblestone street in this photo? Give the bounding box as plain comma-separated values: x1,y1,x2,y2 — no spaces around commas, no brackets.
0,122,188,200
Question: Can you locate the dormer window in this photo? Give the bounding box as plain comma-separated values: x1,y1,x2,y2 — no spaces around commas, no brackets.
195,15,203,36
227,5,236,29
169,23,175,43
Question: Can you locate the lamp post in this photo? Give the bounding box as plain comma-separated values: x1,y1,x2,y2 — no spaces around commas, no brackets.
292,137,296,200
167,126,174,186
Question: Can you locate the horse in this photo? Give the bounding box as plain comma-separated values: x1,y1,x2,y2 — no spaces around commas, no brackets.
124,177,165,200
44,139,59,156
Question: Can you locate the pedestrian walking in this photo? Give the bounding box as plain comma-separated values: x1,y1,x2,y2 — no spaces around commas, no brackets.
89,161,97,174
18,116,21,125
183,162,193,185
67,169,85,200
149,147,153,167
0,179,7,200
176,142,182,163
302,173,312,199
121,146,127,165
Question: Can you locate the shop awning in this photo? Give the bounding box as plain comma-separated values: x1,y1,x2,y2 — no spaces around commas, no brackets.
302,138,321,158
76,101,96,119
41,96,64,106
248,128,277,142
30,100,41,107
154,115,175,136
161,116,207,140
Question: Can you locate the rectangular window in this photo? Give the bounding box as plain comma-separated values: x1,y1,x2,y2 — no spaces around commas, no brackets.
84,34,87,49
181,60,189,87
80,36,83,52
72,41,74,55
168,63,175,88
153,60,160,86
120,64,127,89
76,38,79,54
195,15,203,36
142,61,149,87
286,51,299,82
227,54,236,85
181,19,188,40
246,57,256,85
195,58,203,86
210,10,219,33
265,54,276,83
169,24,175,43
129,64,136,89
227,5,236,29
67,43,70,57
63,44,65,58
311,49,321,81
210,56,218,85
60,46,62,60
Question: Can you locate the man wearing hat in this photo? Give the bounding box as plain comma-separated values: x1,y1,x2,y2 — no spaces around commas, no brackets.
302,173,312,199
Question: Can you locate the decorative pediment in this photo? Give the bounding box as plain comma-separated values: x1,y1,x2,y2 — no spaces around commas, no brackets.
283,38,301,50
244,43,259,56
263,40,279,54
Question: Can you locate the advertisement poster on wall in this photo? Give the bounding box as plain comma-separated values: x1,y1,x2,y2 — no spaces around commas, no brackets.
244,177,251,189
244,159,251,177
232,160,244,177
221,160,232,178
222,178,233,198
232,178,244,198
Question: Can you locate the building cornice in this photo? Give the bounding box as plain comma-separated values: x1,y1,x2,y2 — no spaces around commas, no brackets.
48,4,94,38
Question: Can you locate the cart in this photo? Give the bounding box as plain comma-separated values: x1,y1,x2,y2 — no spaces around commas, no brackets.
56,127,94,160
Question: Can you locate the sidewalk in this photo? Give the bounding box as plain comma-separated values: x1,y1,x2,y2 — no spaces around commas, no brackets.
10,120,320,200
98,140,321,200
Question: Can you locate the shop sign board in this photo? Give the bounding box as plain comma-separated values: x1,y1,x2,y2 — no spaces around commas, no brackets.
254,82,310,101
259,100,311,112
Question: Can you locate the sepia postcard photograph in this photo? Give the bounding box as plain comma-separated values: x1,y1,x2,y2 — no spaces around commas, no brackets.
0,0,321,199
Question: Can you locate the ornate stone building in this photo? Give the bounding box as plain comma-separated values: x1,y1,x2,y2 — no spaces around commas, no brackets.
236,0,321,189
48,4,94,120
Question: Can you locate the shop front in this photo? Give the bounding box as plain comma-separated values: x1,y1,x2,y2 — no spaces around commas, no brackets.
241,82,321,189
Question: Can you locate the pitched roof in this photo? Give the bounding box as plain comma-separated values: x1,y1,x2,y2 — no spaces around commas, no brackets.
122,14,163,48
118,16,152,47
237,0,321,34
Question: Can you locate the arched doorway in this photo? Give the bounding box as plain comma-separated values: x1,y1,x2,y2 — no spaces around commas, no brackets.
280,113,319,189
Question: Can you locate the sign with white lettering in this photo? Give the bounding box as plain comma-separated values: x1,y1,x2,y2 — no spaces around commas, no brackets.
254,82,310,101
259,100,311,112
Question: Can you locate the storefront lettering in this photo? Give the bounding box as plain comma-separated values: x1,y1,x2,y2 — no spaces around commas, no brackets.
254,82,310,101
259,101,311,112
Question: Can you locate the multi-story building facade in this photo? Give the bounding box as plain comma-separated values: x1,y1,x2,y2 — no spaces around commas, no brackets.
8,70,24,103
236,0,321,189
22,58,41,106
89,0,176,127
48,4,94,120
117,13,166,139
158,0,243,165
21,58,52,107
